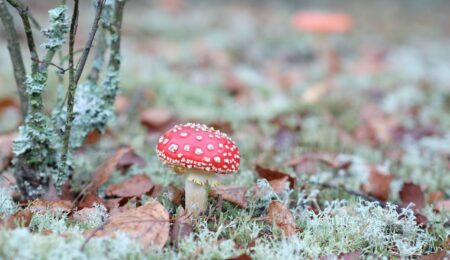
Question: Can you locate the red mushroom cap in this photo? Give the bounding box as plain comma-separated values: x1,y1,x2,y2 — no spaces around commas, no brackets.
291,11,353,33
156,123,240,174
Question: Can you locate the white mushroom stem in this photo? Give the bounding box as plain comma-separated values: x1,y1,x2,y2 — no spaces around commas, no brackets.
185,171,219,214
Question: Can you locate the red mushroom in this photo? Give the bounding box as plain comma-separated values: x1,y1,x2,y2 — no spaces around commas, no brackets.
291,11,353,79
156,123,240,213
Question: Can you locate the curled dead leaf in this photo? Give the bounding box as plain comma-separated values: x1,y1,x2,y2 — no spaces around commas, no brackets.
266,201,296,237
165,184,183,206
210,185,248,208
89,147,132,192
226,254,253,260
116,150,147,172
255,165,295,189
7,209,33,228
106,174,154,198
399,182,425,210
29,199,72,214
269,177,290,194
94,201,170,249
362,165,393,201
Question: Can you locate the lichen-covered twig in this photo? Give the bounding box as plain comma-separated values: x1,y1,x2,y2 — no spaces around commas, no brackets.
0,0,28,117
6,0,39,74
60,0,79,171
60,0,104,173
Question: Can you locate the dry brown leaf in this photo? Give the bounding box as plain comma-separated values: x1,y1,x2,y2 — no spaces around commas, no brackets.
29,199,72,214
255,165,295,189
78,193,105,209
399,182,425,210
0,132,16,171
427,191,444,204
165,184,183,206
72,207,99,222
115,150,146,172
320,251,362,260
318,154,352,170
83,129,112,146
89,147,132,192
362,165,393,201
7,209,33,228
140,107,174,131
170,208,192,247
226,254,253,260
114,95,130,114
95,201,170,249
210,185,248,208
269,177,290,193
420,251,450,260
266,201,296,237
434,200,450,213
106,174,154,198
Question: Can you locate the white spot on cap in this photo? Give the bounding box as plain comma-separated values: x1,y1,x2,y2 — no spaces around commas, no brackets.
184,145,190,152
168,144,178,152
224,158,230,164
177,153,183,158
196,135,203,141
180,132,188,137
163,138,169,144
219,143,223,148
204,156,211,162
214,157,221,163
207,144,214,150
158,137,163,143
195,148,203,155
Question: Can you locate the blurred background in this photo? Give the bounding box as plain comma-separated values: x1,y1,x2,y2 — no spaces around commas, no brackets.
1,0,450,191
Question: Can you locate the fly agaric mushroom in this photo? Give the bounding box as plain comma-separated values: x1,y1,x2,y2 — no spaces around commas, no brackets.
156,123,240,213
291,11,353,78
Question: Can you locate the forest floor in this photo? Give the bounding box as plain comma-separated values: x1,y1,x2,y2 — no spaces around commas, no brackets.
0,1,449,259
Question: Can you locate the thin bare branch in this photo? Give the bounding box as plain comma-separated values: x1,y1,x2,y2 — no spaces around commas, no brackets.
74,0,105,83
60,0,79,168
0,0,28,117
6,0,39,74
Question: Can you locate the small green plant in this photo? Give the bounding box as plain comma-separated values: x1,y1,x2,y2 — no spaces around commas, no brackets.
0,0,127,198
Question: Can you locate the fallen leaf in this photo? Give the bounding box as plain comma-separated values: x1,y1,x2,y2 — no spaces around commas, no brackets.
165,184,183,205
72,207,99,223
226,254,252,260
95,201,170,249
29,199,72,214
0,132,16,171
427,191,444,204
83,129,112,146
106,174,154,198
89,147,132,192
170,208,192,247
114,95,130,114
319,154,352,170
7,210,33,228
266,201,296,237
362,165,393,201
115,150,147,172
140,107,174,131
420,251,450,260
269,177,290,193
434,200,450,213
78,193,104,209
399,182,425,210
256,165,296,189
210,185,248,208
320,251,362,260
